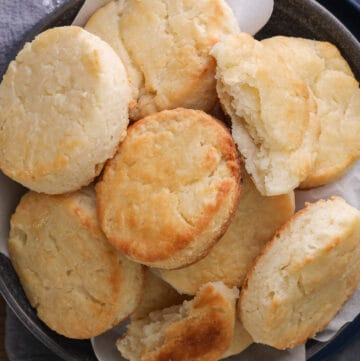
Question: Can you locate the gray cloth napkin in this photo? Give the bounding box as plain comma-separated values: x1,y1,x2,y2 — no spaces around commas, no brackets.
0,0,65,76
0,0,359,360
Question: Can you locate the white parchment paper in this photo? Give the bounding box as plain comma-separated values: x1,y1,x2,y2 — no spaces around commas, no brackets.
296,160,360,211
0,1,358,361
72,0,274,35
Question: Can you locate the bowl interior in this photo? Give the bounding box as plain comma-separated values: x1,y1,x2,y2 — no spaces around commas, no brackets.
0,1,359,361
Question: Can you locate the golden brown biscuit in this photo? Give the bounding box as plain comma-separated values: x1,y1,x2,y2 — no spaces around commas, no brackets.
96,108,241,269
157,168,294,294
85,0,239,120
0,26,131,194
117,282,237,361
8,189,144,339
262,36,360,188
211,33,320,196
239,197,360,349
132,271,189,320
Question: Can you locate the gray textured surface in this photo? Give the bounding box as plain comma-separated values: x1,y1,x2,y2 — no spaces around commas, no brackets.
0,0,68,76
5,310,63,361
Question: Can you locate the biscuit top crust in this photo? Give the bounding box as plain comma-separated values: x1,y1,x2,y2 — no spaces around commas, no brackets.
8,188,144,339
239,197,360,349
262,36,360,188
157,168,294,294
85,0,239,120
0,26,131,194
97,108,241,269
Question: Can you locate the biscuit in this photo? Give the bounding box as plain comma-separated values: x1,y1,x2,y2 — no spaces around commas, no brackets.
0,26,131,194
96,108,241,269
239,197,360,349
157,168,294,294
8,188,144,339
132,271,189,320
222,319,253,359
85,0,239,121
117,282,237,361
262,36,360,188
211,33,320,196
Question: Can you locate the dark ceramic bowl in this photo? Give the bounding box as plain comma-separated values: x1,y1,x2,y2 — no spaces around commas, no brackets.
0,0,359,360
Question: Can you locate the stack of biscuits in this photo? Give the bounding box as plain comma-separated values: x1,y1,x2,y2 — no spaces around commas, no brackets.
0,1,360,360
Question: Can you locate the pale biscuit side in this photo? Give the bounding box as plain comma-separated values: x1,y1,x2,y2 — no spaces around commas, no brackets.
240,197,360,349
9,188,144,339
221,319,253,359
132,271,189,320
157,168,294,294
0,26,131,194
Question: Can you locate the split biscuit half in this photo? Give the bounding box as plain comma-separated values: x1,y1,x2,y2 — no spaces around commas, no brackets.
117,282,237,361
133,272,252,359
211,33,320,196
262,36,360,188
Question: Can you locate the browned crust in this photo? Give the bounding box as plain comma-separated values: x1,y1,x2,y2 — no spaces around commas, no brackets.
96,108,241,268
148,315,230,361
146,284,235,361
